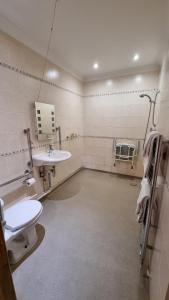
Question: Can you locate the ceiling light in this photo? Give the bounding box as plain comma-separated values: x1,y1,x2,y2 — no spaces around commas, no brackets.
135,75,142,83
107,80,113,86
46,69,59,79
93,62,99,69
133,54,140,61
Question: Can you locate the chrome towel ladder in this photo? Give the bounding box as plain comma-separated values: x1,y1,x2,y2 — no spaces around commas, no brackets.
140,135,167,266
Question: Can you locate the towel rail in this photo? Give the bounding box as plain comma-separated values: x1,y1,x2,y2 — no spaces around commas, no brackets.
140,137,169,266
140,135,163,265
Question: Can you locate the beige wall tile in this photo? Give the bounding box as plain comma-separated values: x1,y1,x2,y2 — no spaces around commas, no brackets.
149,49,169,300
0,31,83,203
0,30,160,205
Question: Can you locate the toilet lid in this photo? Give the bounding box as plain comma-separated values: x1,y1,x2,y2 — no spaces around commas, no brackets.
4,200,43,232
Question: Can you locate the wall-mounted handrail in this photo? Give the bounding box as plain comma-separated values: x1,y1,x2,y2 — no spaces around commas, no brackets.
140,135,166,265
24,128,33,169
0,129,33,188
56,126,62,150
83,135,144,141
0,170,32,188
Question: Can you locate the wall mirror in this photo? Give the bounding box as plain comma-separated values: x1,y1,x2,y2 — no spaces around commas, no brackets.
35,102,56,141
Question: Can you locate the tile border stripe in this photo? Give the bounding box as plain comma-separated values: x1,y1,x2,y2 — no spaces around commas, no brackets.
0,61,158,98
0,61,82,97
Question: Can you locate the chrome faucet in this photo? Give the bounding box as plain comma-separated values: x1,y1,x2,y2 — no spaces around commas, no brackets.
49,144,54,151
48,144,54,155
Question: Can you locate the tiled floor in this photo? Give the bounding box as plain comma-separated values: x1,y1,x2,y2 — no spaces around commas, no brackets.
13,169,149,300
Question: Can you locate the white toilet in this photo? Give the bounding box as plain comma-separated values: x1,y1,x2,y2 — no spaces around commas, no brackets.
2,199,43,264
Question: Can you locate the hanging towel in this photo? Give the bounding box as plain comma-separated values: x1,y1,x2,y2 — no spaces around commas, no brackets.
143,130,162,178
136,178,151,223
143,130,160,157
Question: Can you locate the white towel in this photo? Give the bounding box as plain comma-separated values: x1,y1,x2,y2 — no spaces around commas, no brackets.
143,130,162,178
136,178,151,223
143,156,149,176
143,130,160,157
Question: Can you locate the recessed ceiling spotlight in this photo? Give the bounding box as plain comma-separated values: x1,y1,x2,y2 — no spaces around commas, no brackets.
133,54,140,61
46,69,59,79
93,62,99,69
135,75,142,83
107,80,113,86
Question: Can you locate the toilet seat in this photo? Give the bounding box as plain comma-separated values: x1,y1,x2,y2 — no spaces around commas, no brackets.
4,200,43,232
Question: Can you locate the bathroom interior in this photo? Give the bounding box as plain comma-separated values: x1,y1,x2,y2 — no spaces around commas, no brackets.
0,0,169,299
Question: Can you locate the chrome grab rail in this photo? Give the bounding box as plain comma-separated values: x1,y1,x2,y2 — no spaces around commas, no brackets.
140,135,162,265
0,128,33,188
56,126,62,150
0,170,32,188
24,128,33,169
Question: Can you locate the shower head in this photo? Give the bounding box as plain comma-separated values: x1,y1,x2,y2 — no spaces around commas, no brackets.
139,94,146,98
139,94,152,103
140,91,160,142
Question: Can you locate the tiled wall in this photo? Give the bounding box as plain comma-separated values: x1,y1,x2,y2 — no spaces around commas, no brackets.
0,30,83,204
83,72,159,177
149,50,169,300
0,30,160,205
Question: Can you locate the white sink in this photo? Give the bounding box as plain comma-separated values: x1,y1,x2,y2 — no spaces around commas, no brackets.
33,150,72,166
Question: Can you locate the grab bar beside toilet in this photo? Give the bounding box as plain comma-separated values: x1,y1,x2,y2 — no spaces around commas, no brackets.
0,170,32,188
24,128,33,169
0,128,33,188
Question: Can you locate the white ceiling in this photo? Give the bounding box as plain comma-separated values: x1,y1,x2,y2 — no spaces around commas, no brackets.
0,0,167,80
